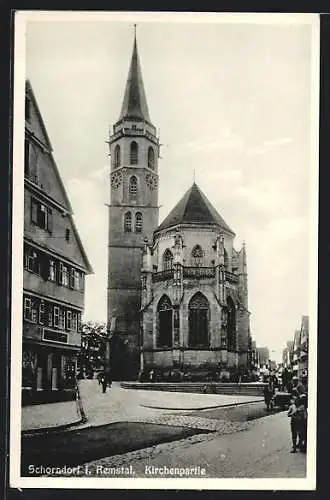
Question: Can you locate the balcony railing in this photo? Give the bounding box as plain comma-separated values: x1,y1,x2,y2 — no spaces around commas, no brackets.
152,269,174,282
225,271,239,284
183,266,215,279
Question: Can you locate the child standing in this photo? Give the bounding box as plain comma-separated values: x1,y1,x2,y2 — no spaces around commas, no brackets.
288,397,299,453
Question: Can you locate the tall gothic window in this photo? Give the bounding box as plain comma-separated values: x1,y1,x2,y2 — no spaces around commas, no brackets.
188,292,209,347
227,296,236,351
191,245,203,267
130,141,138,165
157,295,173,347
129,176,137,199
224,248,229,268
124,211,132,232
135,212,143,233
148,146,155,169
162,249,173,270
114,144,121,168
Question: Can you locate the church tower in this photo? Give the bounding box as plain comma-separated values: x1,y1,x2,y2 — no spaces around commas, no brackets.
107,30,160,379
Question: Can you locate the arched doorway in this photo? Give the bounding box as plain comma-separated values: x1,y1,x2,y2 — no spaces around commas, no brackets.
157,295,173,347
188,292,209,347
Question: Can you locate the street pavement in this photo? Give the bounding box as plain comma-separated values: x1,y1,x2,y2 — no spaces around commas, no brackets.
21,380,263,431
84,410,307,479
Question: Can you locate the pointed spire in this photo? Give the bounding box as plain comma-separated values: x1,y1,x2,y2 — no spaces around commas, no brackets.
118,26,151,122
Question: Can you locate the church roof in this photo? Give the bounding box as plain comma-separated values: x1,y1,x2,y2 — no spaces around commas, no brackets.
118,34,151,123
155,182,235,235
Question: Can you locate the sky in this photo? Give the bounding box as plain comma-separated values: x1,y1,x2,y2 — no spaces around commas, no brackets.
20,12,319,362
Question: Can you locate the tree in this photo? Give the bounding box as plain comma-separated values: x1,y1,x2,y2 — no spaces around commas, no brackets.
77,321,108,378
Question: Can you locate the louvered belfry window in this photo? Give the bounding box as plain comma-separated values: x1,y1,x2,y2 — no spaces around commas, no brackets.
188,292,209,347
129,176,137,199
130,141,138,165
124,211,132,232
135,212,143,233
114,144,121,168
148,146,155,169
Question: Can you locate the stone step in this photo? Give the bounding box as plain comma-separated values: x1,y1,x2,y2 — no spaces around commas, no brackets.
120,382,265,396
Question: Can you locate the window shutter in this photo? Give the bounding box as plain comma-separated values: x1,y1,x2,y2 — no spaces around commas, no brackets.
47,208,53,233
31,199,38,224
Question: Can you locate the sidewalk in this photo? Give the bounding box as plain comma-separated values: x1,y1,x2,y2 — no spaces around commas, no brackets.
21,380,263,433
84,411,308,479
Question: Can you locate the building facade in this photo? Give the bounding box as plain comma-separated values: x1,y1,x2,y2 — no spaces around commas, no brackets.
107,34,160,379
107,33,253,380
23,81,93,395
140,183,251,378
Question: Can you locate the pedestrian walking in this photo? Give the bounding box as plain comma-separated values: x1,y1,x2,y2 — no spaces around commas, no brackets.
296,394,307,453
263,382,273,410
287,396,299,453
101,375,107,393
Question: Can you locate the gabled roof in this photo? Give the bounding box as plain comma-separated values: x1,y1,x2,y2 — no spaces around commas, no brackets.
25,80,93,275
155,182,235,235
118,34,151,122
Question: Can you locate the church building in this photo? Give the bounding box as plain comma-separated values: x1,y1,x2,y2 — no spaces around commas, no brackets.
107,32,251,380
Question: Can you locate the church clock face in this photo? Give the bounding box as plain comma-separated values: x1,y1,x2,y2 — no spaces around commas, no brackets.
111,171,123,189
145,173,158,191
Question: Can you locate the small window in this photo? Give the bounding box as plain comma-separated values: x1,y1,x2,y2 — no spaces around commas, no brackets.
49,260,56,281
135,212,143,233
70,268,75,288
65,228,70,242
148,147,155,169
124,212,132,232
39,301,45,324
130,141,138,165
59,309,65,329
30,198,53,233
77,313,82,332
48,304,53,327
129,176,137,199
53,307,60,327
24,298,32,321
26,248,39,274
72,312,78,331
67,311,72,330
62,266,69,286
114,144,121,168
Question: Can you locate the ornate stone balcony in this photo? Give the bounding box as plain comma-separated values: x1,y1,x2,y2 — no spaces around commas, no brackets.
225,270,239,284
183,266,215,279
152,269,174,282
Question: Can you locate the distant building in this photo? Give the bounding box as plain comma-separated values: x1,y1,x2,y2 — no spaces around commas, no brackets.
256,347,270,368
282,340,294,368
23,81,93,396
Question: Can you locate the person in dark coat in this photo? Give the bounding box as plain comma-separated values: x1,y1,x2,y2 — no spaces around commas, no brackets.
263,382,273,410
